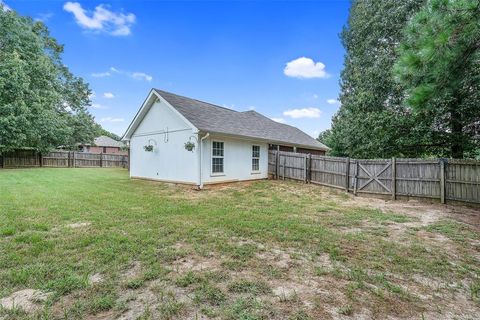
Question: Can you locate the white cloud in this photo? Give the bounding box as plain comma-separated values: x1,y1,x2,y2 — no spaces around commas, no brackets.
91,67,153,82
327,99,340,105
63,2,135,36
283,108,321,119
284,57,329,79
103,92,114,99
92,67,152,81
271,117,286,124
131,72,153,82
91,71,111,78
35,12,54,22
100,117,124,122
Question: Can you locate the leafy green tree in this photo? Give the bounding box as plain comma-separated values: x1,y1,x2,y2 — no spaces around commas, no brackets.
94,126,122,141
326,0,429,158
394,0,480,158
0,7,98,153
316,129,332,146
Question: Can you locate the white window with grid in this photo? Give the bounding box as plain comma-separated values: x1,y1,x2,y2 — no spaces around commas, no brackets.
252,145,260,172
212,141,224,174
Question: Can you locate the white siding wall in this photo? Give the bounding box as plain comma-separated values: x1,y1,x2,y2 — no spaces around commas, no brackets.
201,135,268,184
129,101,198,183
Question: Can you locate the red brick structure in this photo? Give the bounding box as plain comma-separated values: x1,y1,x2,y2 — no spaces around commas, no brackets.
79,136,127,155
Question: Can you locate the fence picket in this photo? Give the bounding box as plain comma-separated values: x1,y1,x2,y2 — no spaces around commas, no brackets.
1,150,128,169
268,150,479,204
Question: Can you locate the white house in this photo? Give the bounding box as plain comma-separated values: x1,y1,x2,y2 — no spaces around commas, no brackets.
123,89,328,187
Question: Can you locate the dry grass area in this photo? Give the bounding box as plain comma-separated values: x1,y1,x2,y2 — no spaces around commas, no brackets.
0,168,479,320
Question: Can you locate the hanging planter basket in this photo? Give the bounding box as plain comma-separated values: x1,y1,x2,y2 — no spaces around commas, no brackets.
144,139,157,152
144,145,154,152
184,141,195,152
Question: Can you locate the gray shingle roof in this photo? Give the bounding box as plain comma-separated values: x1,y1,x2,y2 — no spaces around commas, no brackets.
154,89,328,151
94,136,124,148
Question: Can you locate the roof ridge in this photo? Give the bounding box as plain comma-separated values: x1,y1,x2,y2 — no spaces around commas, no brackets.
154,88,240,113
245,110,311,132
150,88,329,151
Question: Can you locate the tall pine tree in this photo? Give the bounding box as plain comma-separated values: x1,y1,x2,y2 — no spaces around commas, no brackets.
394,0,480,158
323,0,429,158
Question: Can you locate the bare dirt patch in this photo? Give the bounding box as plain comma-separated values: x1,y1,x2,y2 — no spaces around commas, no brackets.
171,255,221,273
347,194,479,228
116,279,200,320
88,273,104,285
121,260,142,280
0,289,51,313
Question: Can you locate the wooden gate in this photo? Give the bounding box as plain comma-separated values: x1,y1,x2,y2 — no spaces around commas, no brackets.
353,160,393,196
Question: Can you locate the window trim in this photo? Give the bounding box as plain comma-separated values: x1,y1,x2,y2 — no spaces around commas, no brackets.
251,145,260,173
211,140,225,176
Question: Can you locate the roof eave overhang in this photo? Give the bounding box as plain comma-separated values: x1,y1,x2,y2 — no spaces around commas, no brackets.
198,130,329,151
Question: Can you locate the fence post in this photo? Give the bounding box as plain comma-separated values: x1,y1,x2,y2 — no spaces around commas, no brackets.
72,152,76,168
127,148,131,171
275,150,280,180
391,157,396,200
39,153,43,167
304,154,308,183
67,152,71,168
440,159,446,204
353,160,359,196
283,154,286,180
308,153,312,183
276,146,280,180
100,153,103,168
345,157,350,192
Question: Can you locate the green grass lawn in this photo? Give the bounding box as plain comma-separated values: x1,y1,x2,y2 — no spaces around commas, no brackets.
0,168,478,319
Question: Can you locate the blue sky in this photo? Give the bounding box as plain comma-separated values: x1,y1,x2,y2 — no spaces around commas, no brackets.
5,0,349,137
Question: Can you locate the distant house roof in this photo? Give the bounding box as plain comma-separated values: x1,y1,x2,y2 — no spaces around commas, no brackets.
153,89,328,151
93,136,124,148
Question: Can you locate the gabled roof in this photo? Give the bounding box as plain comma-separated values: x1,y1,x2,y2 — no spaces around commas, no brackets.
124,89,328,151
93,136,124,148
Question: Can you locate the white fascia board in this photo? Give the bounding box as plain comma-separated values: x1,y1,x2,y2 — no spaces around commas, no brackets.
201,131,328,151
122,89,199,140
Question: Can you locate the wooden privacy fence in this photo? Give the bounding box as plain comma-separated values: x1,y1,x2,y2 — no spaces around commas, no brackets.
268,150,480,204
0,150,128,169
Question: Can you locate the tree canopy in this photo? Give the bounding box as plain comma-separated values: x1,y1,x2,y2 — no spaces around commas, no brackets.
321,0,479,159
394,0,480,158
322,0,428,158
0,7,113,153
